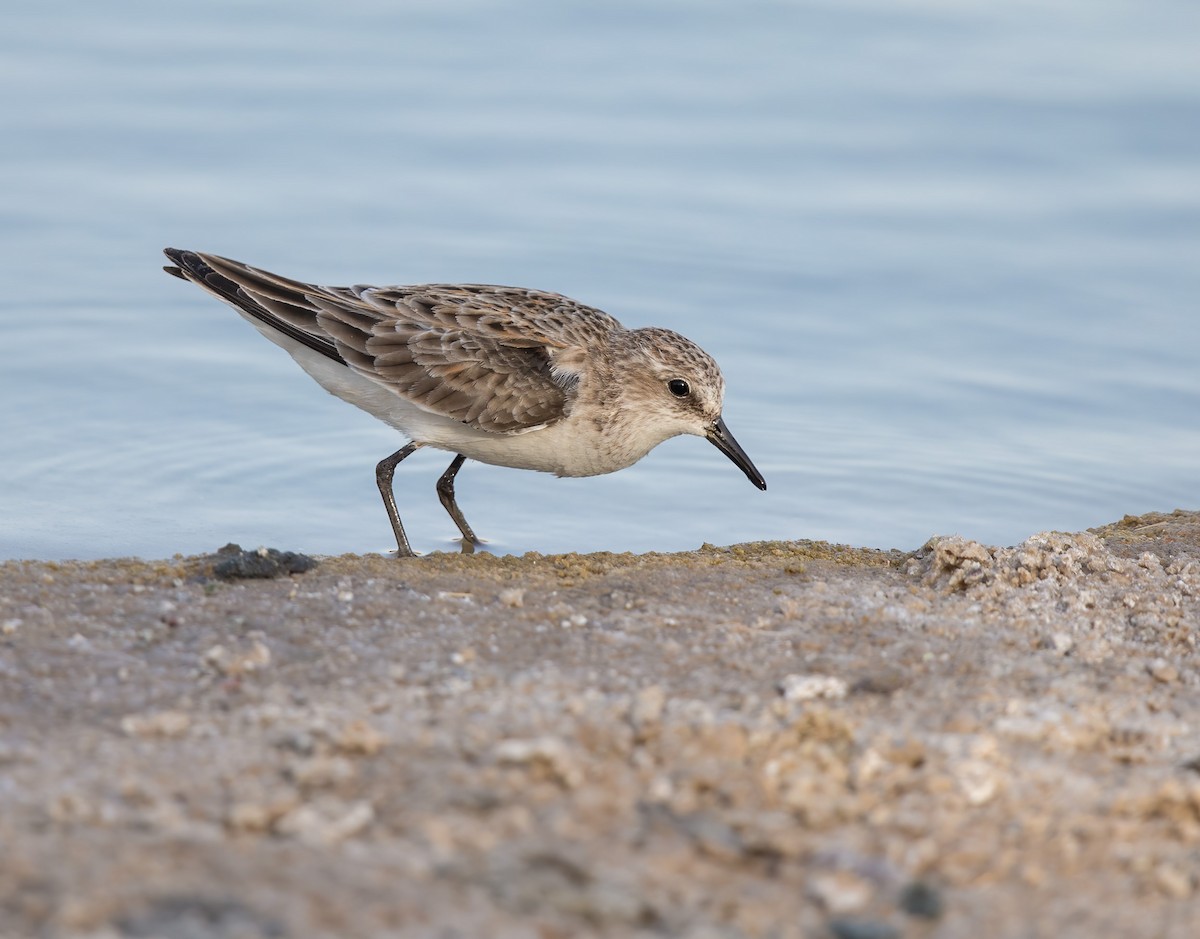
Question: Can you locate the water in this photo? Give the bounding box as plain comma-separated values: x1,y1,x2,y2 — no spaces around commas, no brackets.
2,0,1198,560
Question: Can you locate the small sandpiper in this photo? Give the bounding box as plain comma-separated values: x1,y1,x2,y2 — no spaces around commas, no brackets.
163,249,766,555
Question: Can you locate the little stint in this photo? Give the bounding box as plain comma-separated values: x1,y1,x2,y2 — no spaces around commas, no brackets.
163,249,766,555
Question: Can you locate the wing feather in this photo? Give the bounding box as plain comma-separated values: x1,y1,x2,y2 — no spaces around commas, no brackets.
165,249,623,433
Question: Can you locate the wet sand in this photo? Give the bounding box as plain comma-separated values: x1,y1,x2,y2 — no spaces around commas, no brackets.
2,510,1199,938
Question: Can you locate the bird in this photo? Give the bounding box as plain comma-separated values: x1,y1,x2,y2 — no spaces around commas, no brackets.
163,248,766,556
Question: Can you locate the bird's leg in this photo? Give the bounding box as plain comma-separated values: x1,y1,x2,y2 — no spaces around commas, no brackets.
376,443,420,557
436,454,483,546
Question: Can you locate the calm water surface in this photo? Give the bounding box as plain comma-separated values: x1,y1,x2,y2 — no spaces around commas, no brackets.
2,0,1198,559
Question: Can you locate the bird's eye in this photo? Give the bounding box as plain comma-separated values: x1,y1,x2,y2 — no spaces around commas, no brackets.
667,379,690,398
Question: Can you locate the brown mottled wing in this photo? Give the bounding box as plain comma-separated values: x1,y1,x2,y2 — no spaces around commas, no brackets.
167,250,623,433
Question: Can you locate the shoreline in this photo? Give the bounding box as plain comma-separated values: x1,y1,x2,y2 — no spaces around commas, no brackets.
2,510,1198,937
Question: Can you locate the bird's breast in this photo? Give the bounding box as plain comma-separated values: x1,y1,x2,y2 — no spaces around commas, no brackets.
443,417,651,477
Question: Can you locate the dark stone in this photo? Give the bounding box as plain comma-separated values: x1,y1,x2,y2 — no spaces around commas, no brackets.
115,894,287,938
899,879,945,919
828,918,900,939
208,543,317,580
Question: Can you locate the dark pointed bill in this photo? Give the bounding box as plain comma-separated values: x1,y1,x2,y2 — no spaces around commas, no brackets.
706,416,767,490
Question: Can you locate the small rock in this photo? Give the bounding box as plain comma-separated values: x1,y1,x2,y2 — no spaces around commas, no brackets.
208,543,317,580
498,587,526,608
630,685,667,735
47,791,98,824
666,810,743,862
227,801,278,834
898,880,944,919
828,917,900,939
289,755,357,789
808,870,873,914
778,673,848,702
226,788,300,833
335,719,386,756
1148,659,1179,684
275,798,375,845
850,669,905,695
1154,861,1193,899
113,896,285,939
951,758,999,807
494,737,583,788
203,639,271,677
271,728,316,755
120,710,191,738
916,536,994,590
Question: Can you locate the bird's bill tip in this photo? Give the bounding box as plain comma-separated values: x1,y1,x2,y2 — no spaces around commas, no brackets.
706,417,767,490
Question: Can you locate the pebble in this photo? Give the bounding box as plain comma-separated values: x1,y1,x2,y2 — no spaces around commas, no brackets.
1153,861,1193,899
807,870,873,914
209,543,317,579
335,719,386,756
203,639,271,676
120,710,191,738
827,917,900,939
275,798,375,845
778,673,848,702
630,685,667,734
898,880,944,919
494,737,583,788
498,587,526,607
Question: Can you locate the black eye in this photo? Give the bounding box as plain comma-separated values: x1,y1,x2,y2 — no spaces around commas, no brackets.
667,379,690,398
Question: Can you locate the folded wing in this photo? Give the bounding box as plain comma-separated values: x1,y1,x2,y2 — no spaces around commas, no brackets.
163,249,623,433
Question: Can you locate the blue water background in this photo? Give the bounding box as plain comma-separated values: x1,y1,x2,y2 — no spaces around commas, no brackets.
2,0,1198,559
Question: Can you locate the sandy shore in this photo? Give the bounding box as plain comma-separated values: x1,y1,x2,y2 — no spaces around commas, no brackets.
2,510,1199,938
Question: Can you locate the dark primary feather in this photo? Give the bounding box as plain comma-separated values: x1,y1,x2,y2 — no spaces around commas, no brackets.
164,249,342,364
163,249,626,433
